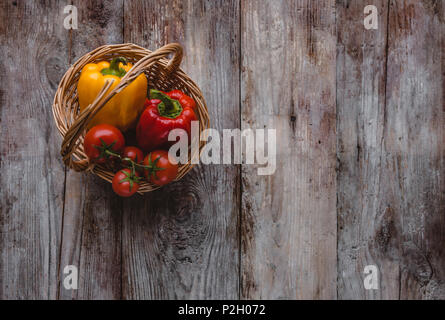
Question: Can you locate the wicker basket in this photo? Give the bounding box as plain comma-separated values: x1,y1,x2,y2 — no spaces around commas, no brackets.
52,43,210,193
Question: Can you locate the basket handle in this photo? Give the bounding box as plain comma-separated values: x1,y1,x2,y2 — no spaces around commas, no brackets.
61,43,184,171
165,43,183,74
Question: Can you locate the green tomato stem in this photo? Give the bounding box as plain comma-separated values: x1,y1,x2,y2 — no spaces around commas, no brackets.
104,150,156,171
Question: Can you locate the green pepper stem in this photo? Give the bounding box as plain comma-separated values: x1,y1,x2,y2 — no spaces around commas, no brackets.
109,57,127,71
101,57,128,77
150,89,183,118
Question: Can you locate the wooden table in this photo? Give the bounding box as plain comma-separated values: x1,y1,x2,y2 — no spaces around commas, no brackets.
0,0,443,300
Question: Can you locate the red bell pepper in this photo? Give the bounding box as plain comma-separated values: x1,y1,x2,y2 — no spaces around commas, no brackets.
163,89,196,110
136,89,197,152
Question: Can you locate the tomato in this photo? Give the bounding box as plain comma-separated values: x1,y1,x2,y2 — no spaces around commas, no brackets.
122,146,144,165
84,124,125,164
143,150,178,186
112,169,141,197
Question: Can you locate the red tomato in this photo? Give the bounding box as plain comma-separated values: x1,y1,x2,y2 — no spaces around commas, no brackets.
143,150,178,186
122,146,144,164
112,169,140,197
84,124,125,164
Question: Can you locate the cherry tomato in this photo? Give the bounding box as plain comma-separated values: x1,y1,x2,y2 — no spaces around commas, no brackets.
84,124,125,164
112,169,140,197
122,146,144,165
143,150,178,186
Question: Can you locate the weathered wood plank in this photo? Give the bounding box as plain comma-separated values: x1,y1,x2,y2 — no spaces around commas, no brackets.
380,0,445,299
241,0,337,299
336,0,390,299
337,0,445,299
0,0,68,299
58,0,124,299
121,0,241,299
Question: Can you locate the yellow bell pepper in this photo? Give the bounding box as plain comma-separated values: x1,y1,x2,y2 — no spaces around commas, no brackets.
77,57,147,132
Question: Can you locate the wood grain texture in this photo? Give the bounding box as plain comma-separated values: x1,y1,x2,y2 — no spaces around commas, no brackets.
1,0,444,300
0,0,68,299
336,0,390,299
337,0,445,299
121,0,240,299
241,0,337,299
58,0,124,300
